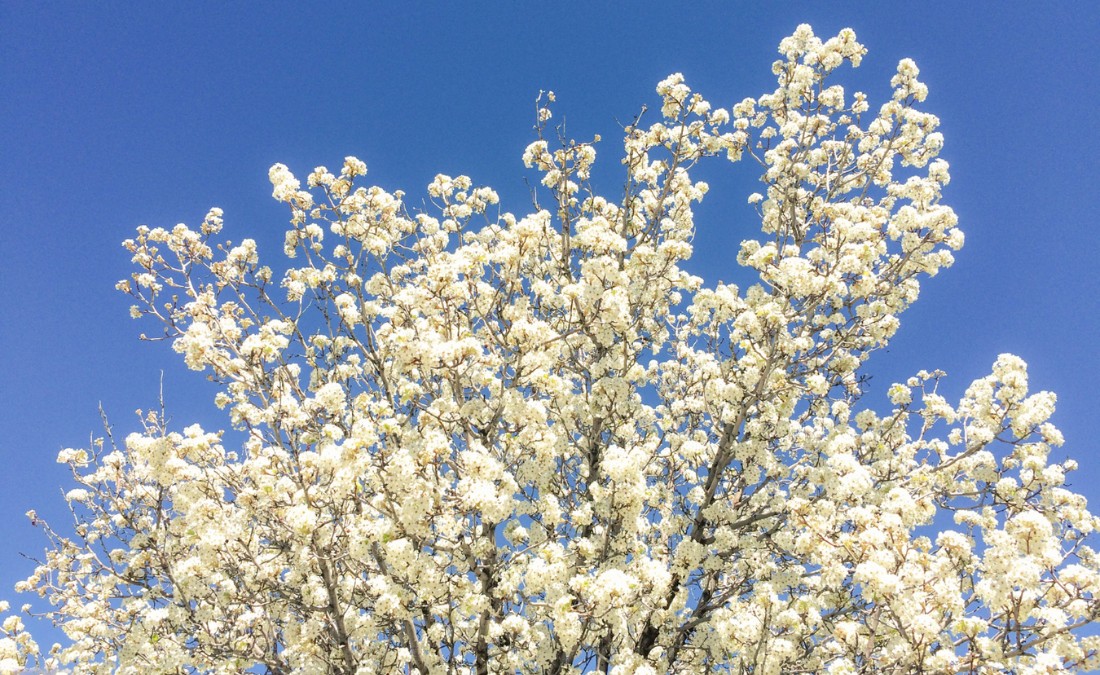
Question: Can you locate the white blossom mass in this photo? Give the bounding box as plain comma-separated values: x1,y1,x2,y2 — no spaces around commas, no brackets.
2,25,1097,674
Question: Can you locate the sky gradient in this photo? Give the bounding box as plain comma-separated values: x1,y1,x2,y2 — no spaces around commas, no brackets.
2,2,1098,648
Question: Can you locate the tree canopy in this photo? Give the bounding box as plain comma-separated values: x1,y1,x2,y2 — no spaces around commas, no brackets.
3,25,1098,674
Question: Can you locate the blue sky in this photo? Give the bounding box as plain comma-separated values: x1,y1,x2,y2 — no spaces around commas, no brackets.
1,1,1098,648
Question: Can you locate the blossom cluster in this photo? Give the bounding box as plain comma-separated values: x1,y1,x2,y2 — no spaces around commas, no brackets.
6,25,1098,674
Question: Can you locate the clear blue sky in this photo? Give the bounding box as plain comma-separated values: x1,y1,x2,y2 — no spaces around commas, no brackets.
1,1,1098,646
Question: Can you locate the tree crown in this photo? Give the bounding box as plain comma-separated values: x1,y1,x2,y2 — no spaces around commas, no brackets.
3,24,1097,675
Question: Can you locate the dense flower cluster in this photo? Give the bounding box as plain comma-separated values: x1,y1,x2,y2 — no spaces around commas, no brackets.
5,25,1098,674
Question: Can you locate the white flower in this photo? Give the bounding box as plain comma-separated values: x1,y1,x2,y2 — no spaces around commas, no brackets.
313,382,346,414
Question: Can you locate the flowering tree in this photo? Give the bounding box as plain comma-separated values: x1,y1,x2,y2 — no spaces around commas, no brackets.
4,24,1099,674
